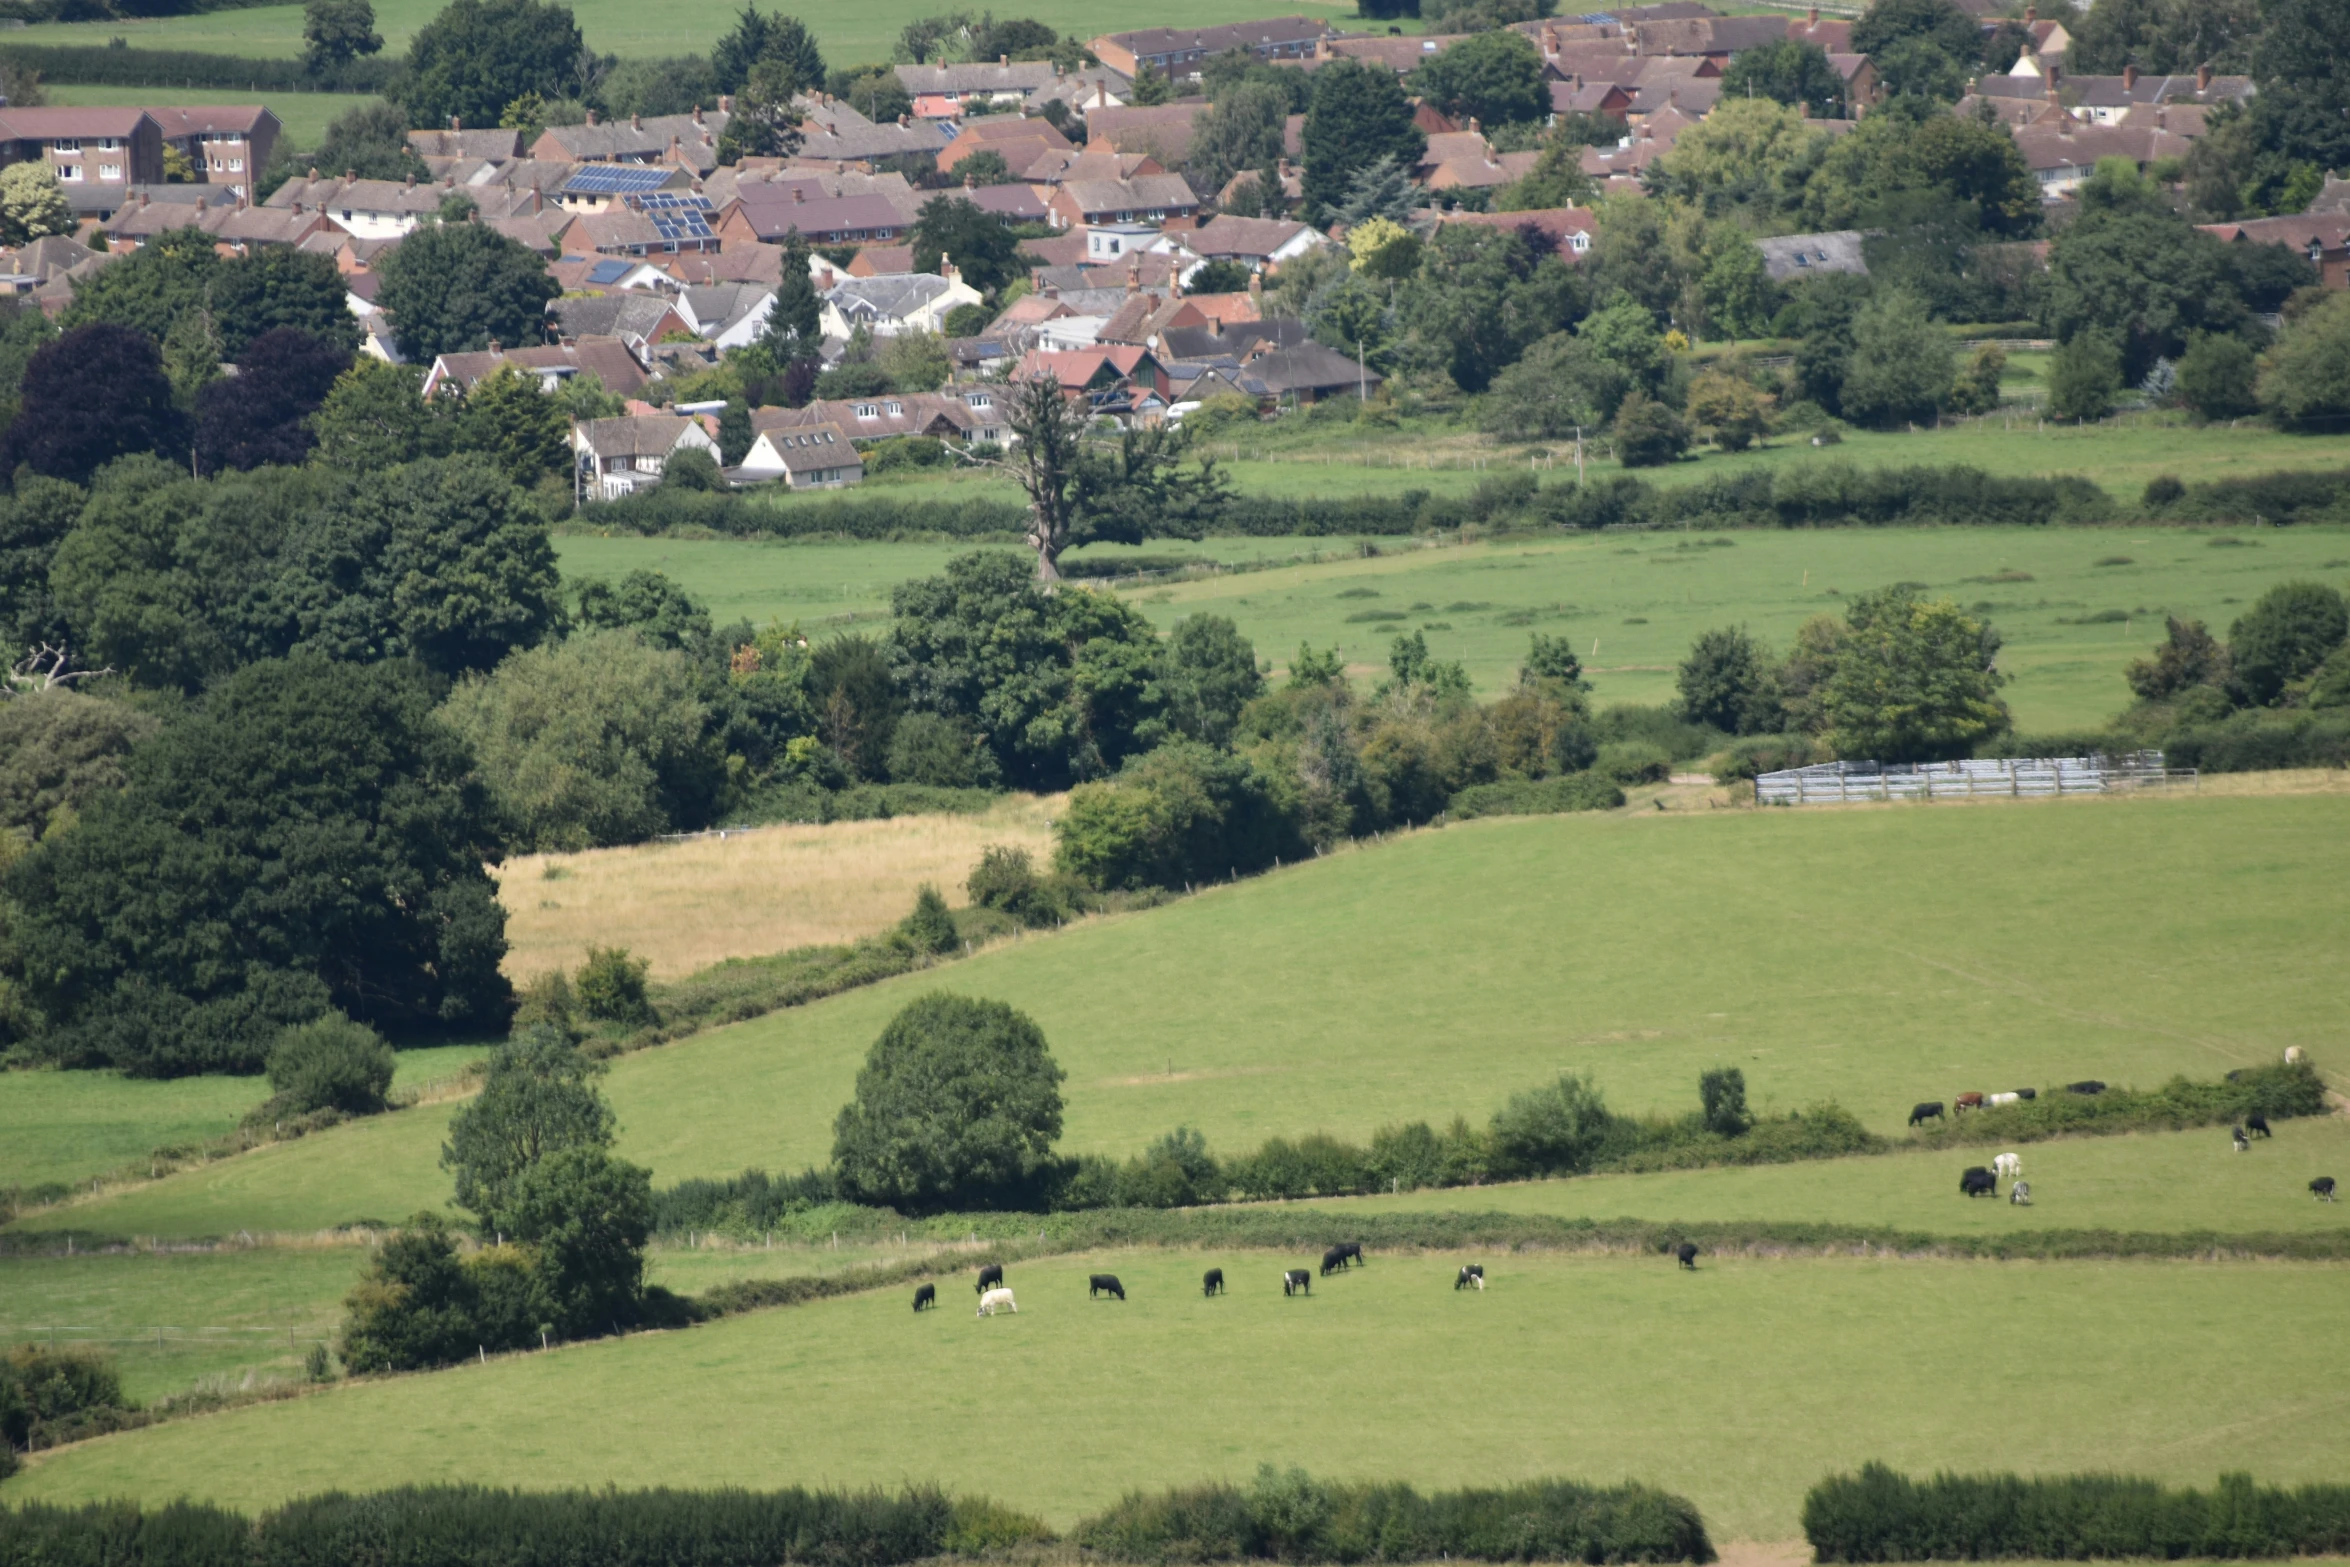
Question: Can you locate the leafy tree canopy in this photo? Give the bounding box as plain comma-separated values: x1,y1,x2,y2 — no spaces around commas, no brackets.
1717,38,1847,118
442,1027,616,1228
303,0,384,74
911,194,1019,293
1,324,182,483
395,0,588,131
1301,58,1426,221
374,221,562,361
1410,30,1547,128
1818,584,2009,761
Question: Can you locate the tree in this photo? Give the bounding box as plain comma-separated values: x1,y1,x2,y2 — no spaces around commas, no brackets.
826,63,911,125
1055,740,1302,890
722,57,808,161
265,1013,397,1116
2,657,512,1074
910,195,1018,293
1612,390,1689,467
2,324,182,482
1655,98,1819,213
1819,585,2008,761
984,376,1229,580
2045,160,2248,382
2045,329,2122,422
1489,1071,1616,1176
1494,138,1596,212
1154,614,1263,747
576,945,653,1024
1410,30,1546,127
2173,331,2260,421
1717,38,1846,118
1799,104,2038,237
1699,1066,1752,1137
500,1145,653,1337
303,0,383,74
2126,616,2231,703
832,993,1066,1212
1332,153,1419,227
2242,0,2350,180
1850,0,1978,67
310,358,438,470
338,1214,495,1373
194,328,353,472
394,0,586,131
438,628,719,850
758,234,822,360
311,99,428,186
1685,371,1770,452
450,363,570,482
373,221,560,362
0,162,70,246
1127,62,1171,106
1677,627,1781,734
355,454,565,676
1190,81,1290,198
0,688,159,842
2257,293,2350,431
2227,582,2348,706
442,1028,616,1227
211,245,366,357
713,4,823,93
1838,288,1953,427
897,884,959,955
1301,58,1425,221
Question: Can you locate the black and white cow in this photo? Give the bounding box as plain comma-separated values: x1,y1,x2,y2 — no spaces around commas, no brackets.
2313,1177,2338,1203
1283,1269,1312,1296
1455,1264,1484,1291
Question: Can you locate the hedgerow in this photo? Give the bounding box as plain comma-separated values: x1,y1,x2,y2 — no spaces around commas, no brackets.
0,43,394,92
1803,1465,2350,1561
1906,1061,2325,1150
2144,466,2350,527
1535,465,2113,531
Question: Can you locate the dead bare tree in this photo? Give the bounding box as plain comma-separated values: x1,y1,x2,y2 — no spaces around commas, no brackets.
4,643,112,698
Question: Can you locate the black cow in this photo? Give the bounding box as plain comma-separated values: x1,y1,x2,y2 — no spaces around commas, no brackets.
975,1263,1004,1294
1320,1246,1347,1276
2067,1080,2106,1096
1960,1166,1997,1198
1203,1267,1225,1297
1455,1264,1485,1290
1675,1242,1698,1270
2015,1087,2037,1101
2247,1113,2272,1138
2313,1177,2338,1203
913,1283,936,1312
1088,1274,1126,1300
1335,1241,1364,1268
1909,1101,1945,1127
1283,1269,1312,1296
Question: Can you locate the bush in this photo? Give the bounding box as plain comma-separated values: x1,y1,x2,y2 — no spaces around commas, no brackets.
886,712,1002,789
0,42,394,92
1711,733,1821,782
1906,1060,2326,1149
966,844,1068,927
263,1014,396,1117
0,1345,135,1454
575,946,654,1026
896,884,960,956
1593,704,1723,760
863,435,949,473
2175,332,2261,421
663,446,722,491
1804,1464,2350,1562
1614,392,1691,468
1488,1072,1622,1177
1594,741,1672,784
1446,773,1625,818
2228,581,2348,706
2046,331,2122,423
1054,742,1305,892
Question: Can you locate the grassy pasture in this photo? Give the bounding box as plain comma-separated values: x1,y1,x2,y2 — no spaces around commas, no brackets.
14,791,2346,1240
557,526,2350,729
495,793,1058,981
14,1248,2350,1540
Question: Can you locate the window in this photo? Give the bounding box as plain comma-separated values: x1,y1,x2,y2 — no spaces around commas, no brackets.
969,392,991,408
854,403,879,417
99,137,120,151
99,162,121,181
57,164,82,181
884,400,902,414
52,139,80,153
229,159,243,173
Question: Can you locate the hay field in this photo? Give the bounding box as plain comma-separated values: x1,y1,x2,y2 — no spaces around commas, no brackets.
494,796,1058,981
15,1248,2350,1540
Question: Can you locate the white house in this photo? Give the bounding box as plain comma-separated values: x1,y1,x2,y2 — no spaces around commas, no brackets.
573,414,720,500
736,420,864,489
678,282,778,350
818,264,984,340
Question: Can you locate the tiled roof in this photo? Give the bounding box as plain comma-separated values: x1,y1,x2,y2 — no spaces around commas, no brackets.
732,190,910,239
578,414,701,458
895,61,1059,95
1056,174,1200,216
1184,215,1319,260
1095,17,1329,59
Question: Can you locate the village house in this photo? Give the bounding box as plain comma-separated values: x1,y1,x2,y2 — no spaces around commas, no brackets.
819,266,984,339
1089,17,1332,81
1047,173,1200,229
0,107,163,221
737,420,864,488
573,414,721,499
424,339,649,399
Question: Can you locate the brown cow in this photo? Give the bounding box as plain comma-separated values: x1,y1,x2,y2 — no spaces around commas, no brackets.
1954,1092,1986,1113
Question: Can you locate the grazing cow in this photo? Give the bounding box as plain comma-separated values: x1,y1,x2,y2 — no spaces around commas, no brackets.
976,1287,1017,1317
1675,1242,1699,1270
1320,1246,1347,1277
1987,1092,2021,1108
2067,1080,2106,1096
1909,1102,1945,1127
1203,1268,1225,1297
974,1263,1004,1294
1954,1092,1986,1113
1960,1166,1997,1198
1993,1152,2021,1182
2016,1088,2037,1101
1282,1269,1312,1296
2009,1181,2032,1206
913,1283,936,1312
2225,1070,2245,1083
1455,1265,1485,1291
2232,1126,2250,1153
2247,1114,2272,1139
2312,1177,2337,1202
2285,1046,2305,1065
1088,1273,1126,1300
1335,1241,1364,1268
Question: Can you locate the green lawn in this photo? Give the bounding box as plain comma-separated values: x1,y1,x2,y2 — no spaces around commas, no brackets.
557,525,2350,730
16,792,2346,1240
3,0,1357,69
0,1044,485,1198
15,1248,2350,1541
38,85,381,146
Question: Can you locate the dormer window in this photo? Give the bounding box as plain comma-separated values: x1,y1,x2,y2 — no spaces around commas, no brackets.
854,403,879,417
884,400,902,414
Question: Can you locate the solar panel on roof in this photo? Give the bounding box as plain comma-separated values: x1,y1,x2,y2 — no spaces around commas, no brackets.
635,192,713,212
562,164,675,194
586,259,632,283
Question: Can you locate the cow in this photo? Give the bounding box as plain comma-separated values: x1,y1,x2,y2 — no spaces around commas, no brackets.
1320,1246,1348,1277
1282,1269,1312,1296
1203,1268,1226,1297
2247,1113,2272,1139
2285,1046,2305,1065
2015,1087,2037,1101
913,1283,936,1312
2312,1177,2338,1202
1675,1242,1698,1270
1987,1091,2021,1108
1334,1241,1364,1268
1954,1092,1986,1113
1455,1265,1484,1291
1909,1102,1945,1127
1960,1166,1997,1198
977,1287,1017,1317
2009,1180,2032,1206
1993,1152,2021,1182
2232,1126,2250,1153
2067,1080,2106,1095
974,1263,1004,1294
1088,1273,1126,1300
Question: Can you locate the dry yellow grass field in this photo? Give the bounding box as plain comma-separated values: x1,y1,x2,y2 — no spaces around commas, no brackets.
493,797,1060,980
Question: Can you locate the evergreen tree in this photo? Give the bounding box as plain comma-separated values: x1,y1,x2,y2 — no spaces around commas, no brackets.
1301,59,1425,221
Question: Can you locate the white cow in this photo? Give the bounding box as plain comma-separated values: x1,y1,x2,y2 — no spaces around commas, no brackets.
1986,1092,2022,1108
976,1287,1017,1317
2285,1046,2305,1065
1993,1152,2021,1182
2009,1180,2032,1206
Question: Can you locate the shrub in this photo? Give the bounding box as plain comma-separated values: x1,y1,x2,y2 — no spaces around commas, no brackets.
887,712,1002,789
511,969,583,1043
0,1345,134,1454
263,1014,397,1117
1698,1067,1751,1136
2174,332,2261,421
1446,773,1625,818
441,1029,616,1229
575,946,654,1026
1614,391,1691,468
1488,1071,1621,1177
966,844,1066,927
2046,331,2122,423
896,884,960,956
1595,741,1672,784
1711,733,1821,782
2257,291,2350,431
1054,742,1305,892
2228,581,2348,706
662,447,722,491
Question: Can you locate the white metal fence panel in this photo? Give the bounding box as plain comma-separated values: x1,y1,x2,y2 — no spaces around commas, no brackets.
1754,753,2190,807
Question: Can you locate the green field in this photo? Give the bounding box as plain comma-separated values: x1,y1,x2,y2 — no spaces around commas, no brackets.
559,526,2350,731
15,792,2346,1240
3,0,1356,69
39,84,381,146
1,1044,484,1196
14,1247,2350,1540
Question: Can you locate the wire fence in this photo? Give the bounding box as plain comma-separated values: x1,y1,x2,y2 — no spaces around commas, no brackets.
1756,752,2194,807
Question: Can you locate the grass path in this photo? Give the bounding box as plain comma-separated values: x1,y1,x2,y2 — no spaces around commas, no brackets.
15,1249,2350,1539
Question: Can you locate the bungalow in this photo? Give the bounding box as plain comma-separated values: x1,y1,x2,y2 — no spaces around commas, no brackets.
721,188,910,246
424,338,648,399
1046,173,1200,229
738,420,864,488
896,60,1059,117
754,394,978,444
1182,214,1326,272
819,266,984,339
574,414,721,499
1089,18,1330,81
1249,341,1379,404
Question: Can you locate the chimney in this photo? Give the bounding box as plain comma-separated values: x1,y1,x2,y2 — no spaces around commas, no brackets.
2122,62,2137,90
308,165,318,179
2045,83,2060,107
1097,81,1108,106
489,338,503,352
2155,105,2167,129
451,115,461,131
999,53,1008,65
1127,261,1140,292
965,172,977,190
405,171,415,186
1469,116,1481,135
720,95,733,113
586,109,598,126
345,168,356,182
632,113,642,130
899,114,912,127
2196,63,2212,92
1247,271,1261,300
2057,110,2072,136
1030,266,1043,289
694,104,704,124
1806,5,1817,24
943,257,959,284
2048,62,2062,88
793,186,805,203
2025,3,2035,20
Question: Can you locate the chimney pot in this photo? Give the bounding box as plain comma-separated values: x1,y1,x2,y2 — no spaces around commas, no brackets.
451,115,461,131
1247,271,1261,299
793,186,804,202
308,165,318,179
999,53,1008,65
2196,64,2212,92
2025,3,2036,20
405,172,415,187
694,104,704,124
2123,62,2137,89
1807,5,1817,24
586,109,598,126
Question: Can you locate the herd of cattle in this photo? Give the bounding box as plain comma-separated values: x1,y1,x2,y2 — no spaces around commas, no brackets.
913,1240,1715,1316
